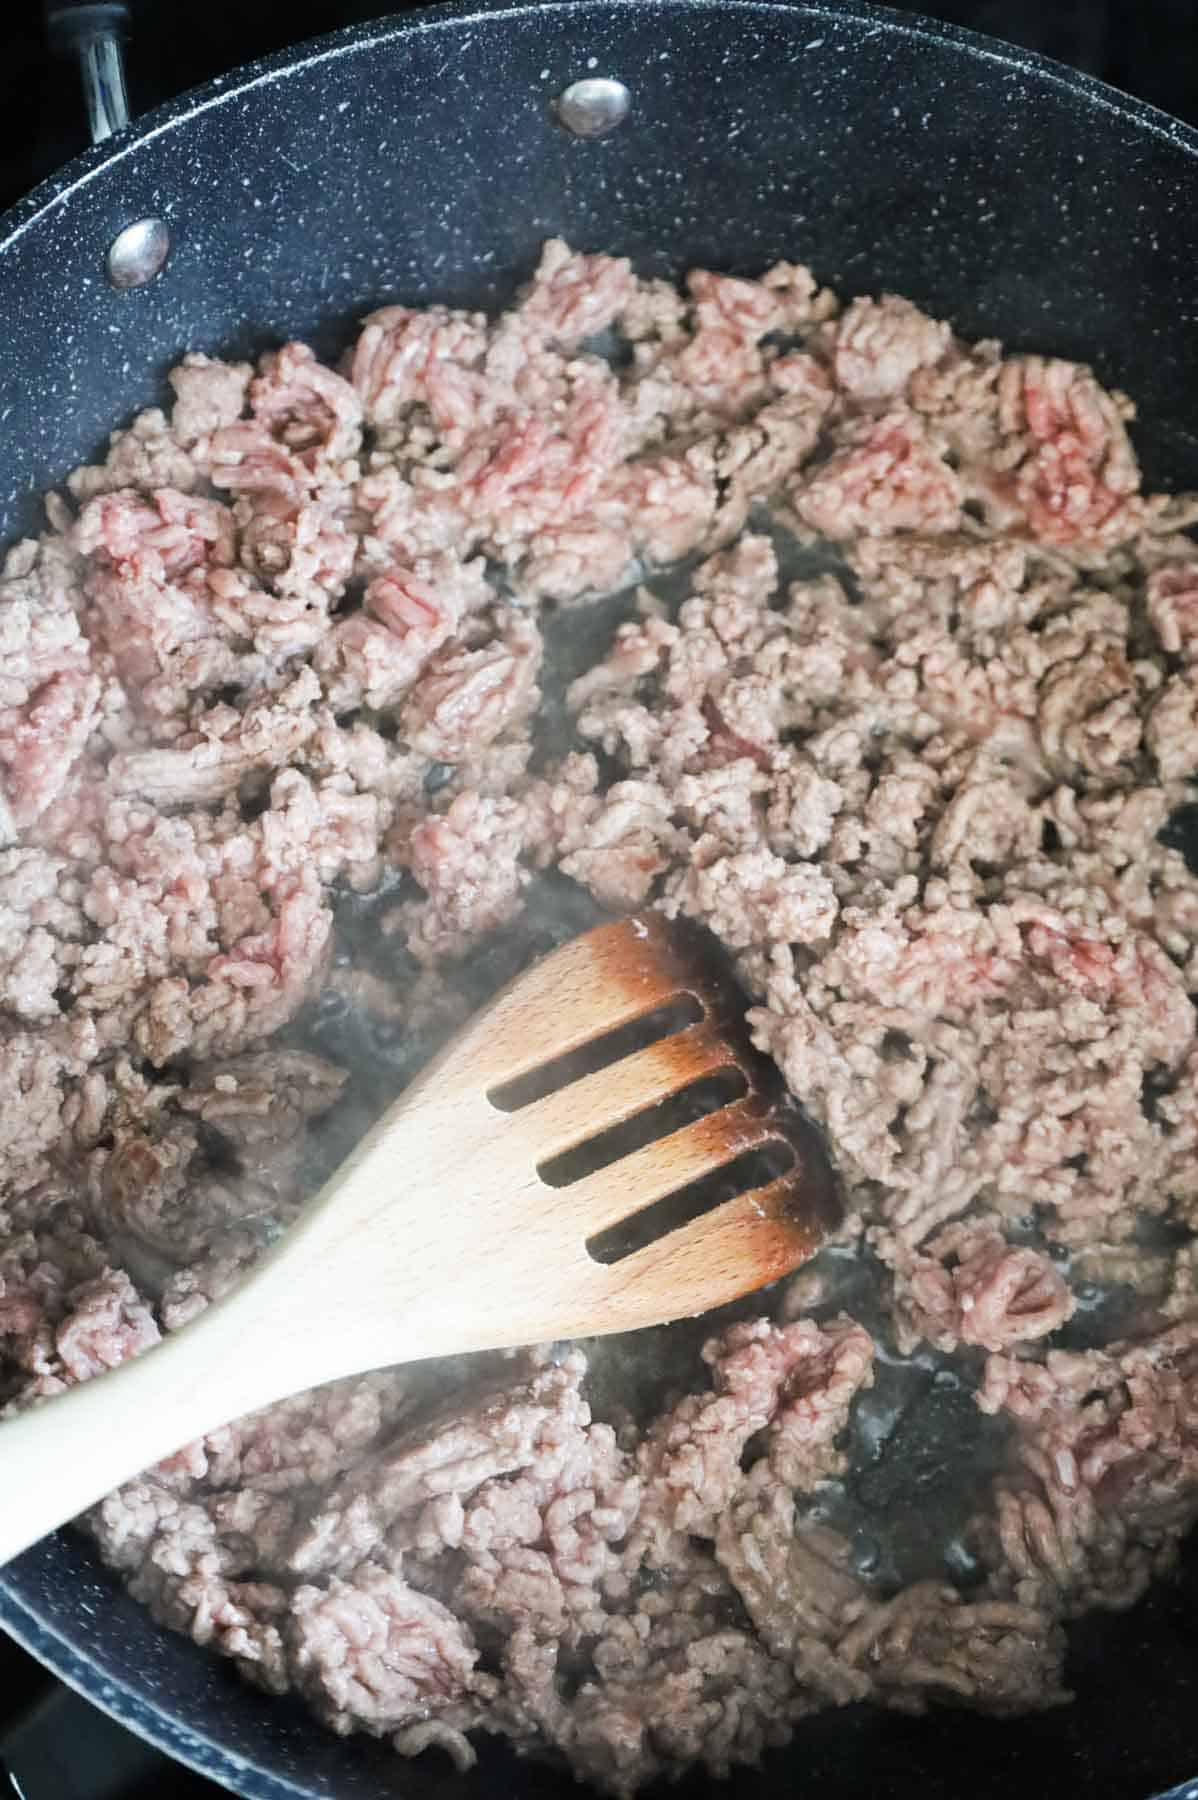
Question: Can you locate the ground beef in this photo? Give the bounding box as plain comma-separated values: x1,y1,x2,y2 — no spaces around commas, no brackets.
288,1564,480,1735
4,238,1198,1794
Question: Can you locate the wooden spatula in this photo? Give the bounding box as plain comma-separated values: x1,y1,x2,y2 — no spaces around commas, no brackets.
0,913,838,1565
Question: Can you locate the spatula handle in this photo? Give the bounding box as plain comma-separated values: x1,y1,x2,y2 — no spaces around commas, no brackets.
0,1077,503,1566
0,1265,320,1567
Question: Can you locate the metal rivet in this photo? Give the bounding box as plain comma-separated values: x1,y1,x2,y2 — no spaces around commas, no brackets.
106,217,171,290
555,78,631,140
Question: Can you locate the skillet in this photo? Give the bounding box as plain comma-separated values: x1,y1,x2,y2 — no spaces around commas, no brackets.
3,3,1198,1794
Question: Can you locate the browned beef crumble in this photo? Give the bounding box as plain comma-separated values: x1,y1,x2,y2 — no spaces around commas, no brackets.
2,238,1197,1792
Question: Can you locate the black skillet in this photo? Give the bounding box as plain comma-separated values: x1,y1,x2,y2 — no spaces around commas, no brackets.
2,1,1198,1794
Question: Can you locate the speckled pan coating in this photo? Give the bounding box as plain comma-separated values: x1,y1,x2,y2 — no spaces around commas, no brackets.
3,4,1198,1798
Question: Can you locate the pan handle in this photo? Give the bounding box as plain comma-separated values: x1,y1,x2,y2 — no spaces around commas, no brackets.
44,0,131,144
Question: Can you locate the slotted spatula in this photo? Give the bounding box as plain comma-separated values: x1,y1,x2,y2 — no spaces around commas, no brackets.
0,914,838,1565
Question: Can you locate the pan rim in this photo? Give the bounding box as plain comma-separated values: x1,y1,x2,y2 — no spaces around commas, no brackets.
0,2,1197,1797
2,0,1198,267
0,1562,312,1798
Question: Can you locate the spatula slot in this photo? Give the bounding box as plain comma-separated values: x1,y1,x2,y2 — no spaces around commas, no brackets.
585,1138,797,1264
536,1067,748,1187
488,994,703,1112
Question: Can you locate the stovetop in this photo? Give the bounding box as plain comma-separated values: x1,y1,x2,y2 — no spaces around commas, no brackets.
1,1,1196,1795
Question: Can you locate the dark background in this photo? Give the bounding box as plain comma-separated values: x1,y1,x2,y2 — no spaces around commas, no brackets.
1,0,1196,1795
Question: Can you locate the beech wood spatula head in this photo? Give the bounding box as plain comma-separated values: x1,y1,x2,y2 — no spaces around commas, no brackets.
0,912,839,1564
